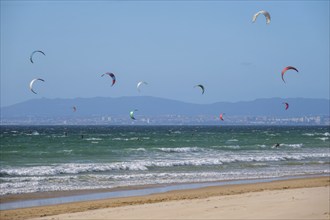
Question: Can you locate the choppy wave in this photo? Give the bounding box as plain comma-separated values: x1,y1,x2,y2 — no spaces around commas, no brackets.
158,147,201,153
0,163,148,176
281,143,303,148
303,133,315,136
316,137,329,141
227,139,239,142
266,133,279,137
257,145,267,148
1,168,329,195
112,137,140,141
303,132,330,137
1,126,330,196
57,150,73,154
128,148,146,152
1,151,328,177
85,137,102,141
25,131,40,136
211,145,241,150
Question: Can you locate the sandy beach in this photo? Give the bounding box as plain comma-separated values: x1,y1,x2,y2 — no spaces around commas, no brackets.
0,176,329,220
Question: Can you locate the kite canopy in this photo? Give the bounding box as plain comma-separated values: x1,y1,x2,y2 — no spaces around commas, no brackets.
130,109,138,120
281,66,298,83
283,102,289,110
252,10,271,24
101,72,116,86
137,81,148,92
219,113,225,121
30,50,45,63
194,84,205,94
29,78,45,94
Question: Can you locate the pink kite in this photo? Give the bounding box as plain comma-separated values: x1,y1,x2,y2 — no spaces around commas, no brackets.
281,66,298,83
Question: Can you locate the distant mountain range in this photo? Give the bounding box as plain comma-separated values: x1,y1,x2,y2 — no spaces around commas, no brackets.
1,96,329,118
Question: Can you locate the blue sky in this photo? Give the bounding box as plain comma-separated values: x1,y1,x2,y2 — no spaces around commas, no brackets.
1,1,329,107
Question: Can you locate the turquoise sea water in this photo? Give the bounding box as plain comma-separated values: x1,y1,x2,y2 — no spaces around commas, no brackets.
0,125,329,195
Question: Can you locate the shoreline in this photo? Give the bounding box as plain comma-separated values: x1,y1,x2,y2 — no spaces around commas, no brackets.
0,176,329,220
1,174,327,207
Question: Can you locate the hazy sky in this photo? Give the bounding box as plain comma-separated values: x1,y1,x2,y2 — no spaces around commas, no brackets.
1,1,329,107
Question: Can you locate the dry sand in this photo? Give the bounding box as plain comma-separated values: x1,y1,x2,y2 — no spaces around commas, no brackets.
1,176,329,220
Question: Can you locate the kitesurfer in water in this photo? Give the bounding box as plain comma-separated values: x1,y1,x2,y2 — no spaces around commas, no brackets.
273,143,280,148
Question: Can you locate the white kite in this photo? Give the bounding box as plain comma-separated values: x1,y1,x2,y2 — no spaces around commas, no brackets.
29,78,45,94
252,10,271,24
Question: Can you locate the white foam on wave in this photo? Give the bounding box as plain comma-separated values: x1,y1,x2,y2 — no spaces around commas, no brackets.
1,151,329,177
281,143,303,148
257,144,267,148
147,159,224,167
304,132,330,137
227,139,239,142
26,131,40,136
2,167,330,196
316,137,329,141
266,133,279,137
0,159,224,177
58,150,73,154
4,151,19,153
0,163,149,176
128,148,146,152
224,145,240,149
211,145,240,150
303,133,315,136
112,137,139,141
158,147,201,153
85,138,102,141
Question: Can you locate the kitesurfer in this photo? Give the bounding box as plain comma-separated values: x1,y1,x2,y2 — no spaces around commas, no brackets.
274,143,280,148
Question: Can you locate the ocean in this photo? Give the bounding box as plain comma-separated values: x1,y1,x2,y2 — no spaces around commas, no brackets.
0,125,329,196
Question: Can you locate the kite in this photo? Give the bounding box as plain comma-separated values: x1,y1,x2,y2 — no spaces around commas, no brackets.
283,102,289,110
281,66,298,83
220,113,225,121
252,10,271,24
30,50,45,63
130,109,138,120
194,84,205,94
101,72,116,86
137,81,148,92
29,78,45,94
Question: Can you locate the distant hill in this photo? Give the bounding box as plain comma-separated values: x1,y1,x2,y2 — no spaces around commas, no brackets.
1,96,329,118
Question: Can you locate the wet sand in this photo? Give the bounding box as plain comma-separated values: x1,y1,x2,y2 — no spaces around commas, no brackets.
0,176,329,220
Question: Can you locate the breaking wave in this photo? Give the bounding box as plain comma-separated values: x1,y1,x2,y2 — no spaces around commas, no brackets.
1,151,328,177
158,147,201,153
